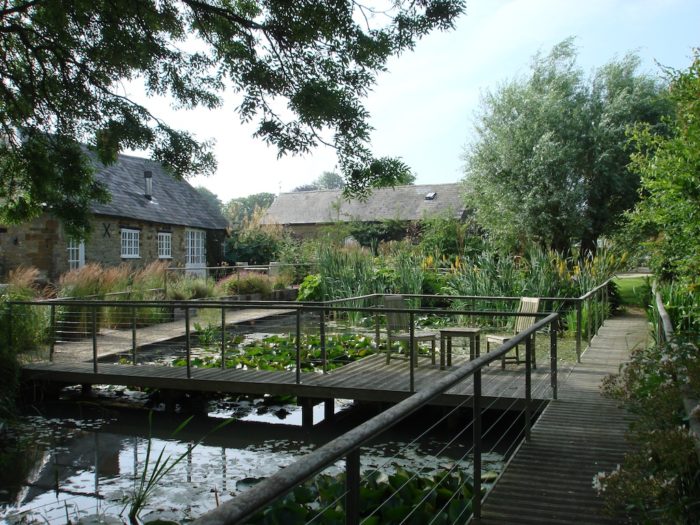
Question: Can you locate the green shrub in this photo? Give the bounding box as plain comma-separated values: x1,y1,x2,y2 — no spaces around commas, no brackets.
297,274,323,302
218,271,273,297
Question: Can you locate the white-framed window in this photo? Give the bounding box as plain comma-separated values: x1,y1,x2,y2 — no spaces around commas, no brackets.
185,229,206,266
157,232,172,259
67,239,85,270
121,228,140,258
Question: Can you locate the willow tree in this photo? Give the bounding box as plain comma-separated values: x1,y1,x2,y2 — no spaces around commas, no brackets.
0,0,464,237
463,38,669,253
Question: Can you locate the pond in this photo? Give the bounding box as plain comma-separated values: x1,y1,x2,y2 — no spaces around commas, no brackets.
0,388,514,524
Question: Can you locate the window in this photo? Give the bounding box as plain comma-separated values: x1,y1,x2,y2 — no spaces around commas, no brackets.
185,229,206,266
121,228,140,258
67,239,85,270
157,232,172,259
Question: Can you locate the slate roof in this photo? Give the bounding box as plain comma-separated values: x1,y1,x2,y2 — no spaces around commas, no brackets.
261,183,465,225
88,152,228,230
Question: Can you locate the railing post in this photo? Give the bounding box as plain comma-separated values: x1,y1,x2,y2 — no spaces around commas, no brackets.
409,311,415,393
131,306,137,365
550,323,558,400
320,307,327,374
575,300,582,363
49,304,56,362
473,366,482,520
221,306,226,370
346,449,360,525
92,305,98,373
185,306,191,379
586,296,592,346
524,335,532,441
295,309,301,385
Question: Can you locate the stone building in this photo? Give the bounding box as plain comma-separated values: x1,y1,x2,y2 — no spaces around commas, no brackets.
0,152,228,281
260,183,466,238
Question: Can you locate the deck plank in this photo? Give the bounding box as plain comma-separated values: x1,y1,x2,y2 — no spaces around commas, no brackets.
477,311,648,524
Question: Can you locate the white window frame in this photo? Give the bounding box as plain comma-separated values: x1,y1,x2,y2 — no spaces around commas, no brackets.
157,232,172,259
185,229,206,266
121,228,140,259
67,239,85,270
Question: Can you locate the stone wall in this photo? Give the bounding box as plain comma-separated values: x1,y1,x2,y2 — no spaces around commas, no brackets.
0,213,226,282
0,216,61,281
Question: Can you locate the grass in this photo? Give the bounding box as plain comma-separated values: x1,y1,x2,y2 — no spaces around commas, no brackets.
613,276,651,309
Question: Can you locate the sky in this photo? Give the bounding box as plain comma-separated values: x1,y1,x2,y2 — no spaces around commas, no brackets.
127,0,700,203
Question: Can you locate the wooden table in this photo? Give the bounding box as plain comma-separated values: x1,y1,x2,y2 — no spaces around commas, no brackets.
439,327,481,369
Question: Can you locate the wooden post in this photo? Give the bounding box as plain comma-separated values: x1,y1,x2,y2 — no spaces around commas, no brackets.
409,312,415,393
320,307,327,374
49,304,56,362
576,301,582,363
295,309,301,385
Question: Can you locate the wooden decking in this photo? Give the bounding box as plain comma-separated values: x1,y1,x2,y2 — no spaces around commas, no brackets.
22,351,563,410
477,311,648,524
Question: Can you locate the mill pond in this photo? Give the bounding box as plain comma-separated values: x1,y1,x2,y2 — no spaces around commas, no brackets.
0,386,514,524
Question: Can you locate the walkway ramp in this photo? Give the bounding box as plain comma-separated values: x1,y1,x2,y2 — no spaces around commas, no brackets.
478,311,648,524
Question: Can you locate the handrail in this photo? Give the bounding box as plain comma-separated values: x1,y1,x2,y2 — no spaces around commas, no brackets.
193,312,559,525
653,284,700,461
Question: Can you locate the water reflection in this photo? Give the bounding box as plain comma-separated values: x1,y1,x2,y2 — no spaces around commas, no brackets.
1,402,506,524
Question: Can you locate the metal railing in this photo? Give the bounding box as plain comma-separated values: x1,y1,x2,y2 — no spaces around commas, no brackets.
193,312,559,525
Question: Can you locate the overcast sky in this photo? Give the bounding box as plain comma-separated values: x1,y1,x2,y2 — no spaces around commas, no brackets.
127,0,700,203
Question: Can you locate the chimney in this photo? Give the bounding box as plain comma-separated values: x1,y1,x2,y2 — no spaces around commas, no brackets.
144,170,153,200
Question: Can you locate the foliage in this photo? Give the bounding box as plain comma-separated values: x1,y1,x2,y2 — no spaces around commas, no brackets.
293,171,345,192
626,52,700,288
0,267,47,420
194,186,223,212
418,212,478,260
248,467,474,524
218,270,274,297
463,38,669,253
612,276,652,310
223,192,276,226
0,1,464,235
297,274,323,302
657,281,700,337
599,337,700,522
349,219,407,253
124,412,233,524
174,333,378,372
224,206,290,265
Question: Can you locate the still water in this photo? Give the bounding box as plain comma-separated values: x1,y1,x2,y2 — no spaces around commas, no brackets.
1,387,510,524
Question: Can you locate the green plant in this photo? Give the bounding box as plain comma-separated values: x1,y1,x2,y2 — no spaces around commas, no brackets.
124,412,233,524
297,274,323,302
248,467,476,524
218,271,274,297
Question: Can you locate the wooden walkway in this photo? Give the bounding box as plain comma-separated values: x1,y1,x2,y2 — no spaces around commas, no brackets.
477,311,648,524
48,307,294,363
22,351,566,410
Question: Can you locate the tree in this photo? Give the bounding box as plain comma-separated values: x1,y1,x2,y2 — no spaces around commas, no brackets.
463,39,669,253
0,0,464,237
223,191,276,225
293,170,344,191
194,186,223,211
626,53,700,286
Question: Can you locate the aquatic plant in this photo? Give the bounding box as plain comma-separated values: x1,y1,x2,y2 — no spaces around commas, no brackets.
247,467,476,524
124,412,233,524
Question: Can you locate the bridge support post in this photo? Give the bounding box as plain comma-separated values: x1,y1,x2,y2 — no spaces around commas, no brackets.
324,399,335,421
575,301,582,363
300,397,314,429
